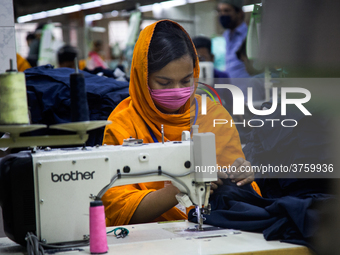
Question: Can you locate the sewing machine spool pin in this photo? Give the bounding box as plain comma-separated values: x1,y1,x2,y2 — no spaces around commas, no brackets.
161,124,164,144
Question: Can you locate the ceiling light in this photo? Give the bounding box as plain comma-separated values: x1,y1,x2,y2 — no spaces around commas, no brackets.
81,1,102,10
46,8,63,17
111,10,119,17
187,0,207,3
32,11,47,20
90,27,106,33
17,15,33,23
139,4,153,12
62,4,81,14
85,13,103,23
152,3,162,18
161,0,187,9
101,0,124,6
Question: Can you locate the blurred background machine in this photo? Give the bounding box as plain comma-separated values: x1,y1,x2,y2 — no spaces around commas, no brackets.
260,1,340,254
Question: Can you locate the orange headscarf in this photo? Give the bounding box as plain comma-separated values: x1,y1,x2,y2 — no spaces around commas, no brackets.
102,20,259,226
104,20,199,145
104,19,244,166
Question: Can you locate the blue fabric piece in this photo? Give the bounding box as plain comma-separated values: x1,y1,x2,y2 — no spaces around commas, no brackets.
223,22,250,78
188,179,333,248
193,97,198,126
243,102,332,196
25,65,129,146
146,124,158,143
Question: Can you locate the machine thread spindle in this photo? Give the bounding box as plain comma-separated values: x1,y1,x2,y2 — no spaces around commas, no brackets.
89,201,108,254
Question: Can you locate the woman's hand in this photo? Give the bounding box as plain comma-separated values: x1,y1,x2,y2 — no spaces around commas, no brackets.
209,158,254,194
228,157,254,186
210,178,224,195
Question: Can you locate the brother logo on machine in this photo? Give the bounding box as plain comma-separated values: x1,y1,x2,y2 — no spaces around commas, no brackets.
51,171,95,182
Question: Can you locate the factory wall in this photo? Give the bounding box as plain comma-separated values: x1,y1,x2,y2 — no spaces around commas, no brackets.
94,1,219,67
0,0,17,73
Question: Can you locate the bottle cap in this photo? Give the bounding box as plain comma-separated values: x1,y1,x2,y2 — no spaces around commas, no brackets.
90,200,103,207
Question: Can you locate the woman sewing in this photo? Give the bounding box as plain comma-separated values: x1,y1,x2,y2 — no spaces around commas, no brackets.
102,20,259,226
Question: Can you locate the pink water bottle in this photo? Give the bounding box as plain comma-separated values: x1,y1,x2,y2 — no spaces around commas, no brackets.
89,200,108,254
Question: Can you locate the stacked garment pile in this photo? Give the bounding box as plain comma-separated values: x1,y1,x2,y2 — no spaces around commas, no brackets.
24,65,129,146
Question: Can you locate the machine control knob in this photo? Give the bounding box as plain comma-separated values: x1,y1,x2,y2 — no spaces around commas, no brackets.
123,166,130,173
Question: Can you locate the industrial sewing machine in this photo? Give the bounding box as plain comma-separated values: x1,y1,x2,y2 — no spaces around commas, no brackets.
0,126,217,246
0,58,217,246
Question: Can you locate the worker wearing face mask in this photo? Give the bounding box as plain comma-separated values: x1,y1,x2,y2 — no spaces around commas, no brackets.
218,0,250,78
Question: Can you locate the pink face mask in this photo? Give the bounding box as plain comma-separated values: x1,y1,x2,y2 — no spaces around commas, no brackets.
148,86,193,111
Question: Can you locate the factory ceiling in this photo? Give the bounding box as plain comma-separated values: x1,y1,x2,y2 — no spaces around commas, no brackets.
13,0,156,19
13,0,261,20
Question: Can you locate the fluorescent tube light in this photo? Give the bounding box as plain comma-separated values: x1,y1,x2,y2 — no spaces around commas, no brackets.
62,4,81,14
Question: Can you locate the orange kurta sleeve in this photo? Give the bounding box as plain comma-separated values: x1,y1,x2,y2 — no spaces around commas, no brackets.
197,97,245,166
101,181,187,226
78,59,86,70
101,184,153,226
16,53,31,72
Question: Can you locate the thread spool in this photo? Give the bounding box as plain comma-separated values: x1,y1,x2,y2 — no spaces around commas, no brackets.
89,200,108,254
0,60,29,125
70,64,89,122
